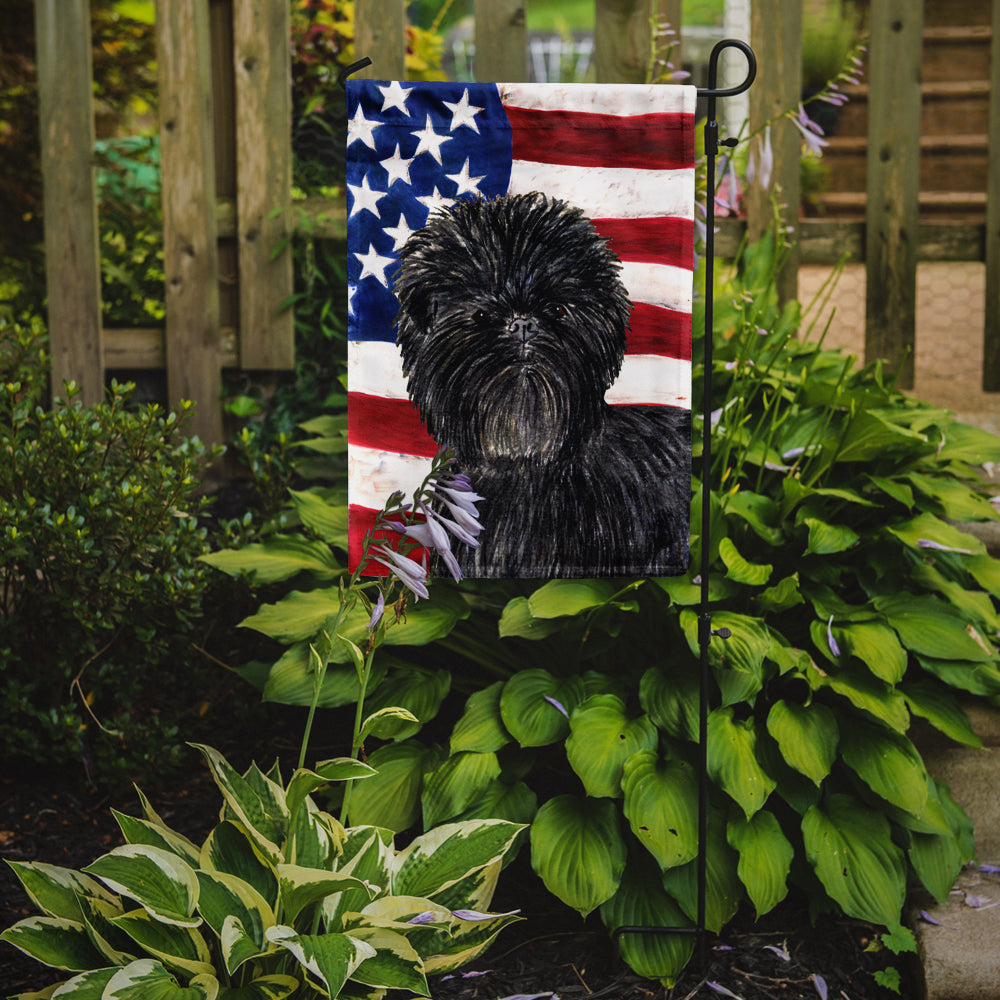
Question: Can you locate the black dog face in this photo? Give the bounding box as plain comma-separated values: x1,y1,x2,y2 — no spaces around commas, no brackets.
394,192,632,462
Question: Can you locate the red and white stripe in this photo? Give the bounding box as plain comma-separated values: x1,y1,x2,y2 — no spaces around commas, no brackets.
349,83,696,564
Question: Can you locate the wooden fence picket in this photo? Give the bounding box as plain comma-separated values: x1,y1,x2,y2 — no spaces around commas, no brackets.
984,0,1000,389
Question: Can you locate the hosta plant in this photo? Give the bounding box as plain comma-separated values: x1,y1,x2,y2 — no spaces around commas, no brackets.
1,743,523,999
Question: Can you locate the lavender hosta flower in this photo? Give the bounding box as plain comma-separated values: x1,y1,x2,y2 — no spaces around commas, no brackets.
407,911,438,925
369,543,430,600
367,590,385,631
544,695,569,718
791,103,829,157
827,615,842,658
917,538,974,555
386,513,463,583
747,124,774,191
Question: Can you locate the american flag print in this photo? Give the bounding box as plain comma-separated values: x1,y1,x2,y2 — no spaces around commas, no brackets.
347,80,696,577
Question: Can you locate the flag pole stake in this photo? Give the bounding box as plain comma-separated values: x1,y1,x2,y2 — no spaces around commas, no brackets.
612,37,755,976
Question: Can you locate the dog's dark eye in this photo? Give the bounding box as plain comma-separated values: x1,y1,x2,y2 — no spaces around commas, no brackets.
472,308,490,324
548,304,568,320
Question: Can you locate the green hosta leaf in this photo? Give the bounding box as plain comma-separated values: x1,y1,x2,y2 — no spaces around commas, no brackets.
362,667,451,740
910,562,1000,633
103,959,218,1000
453,779,538,827
654,572,737,606
901,680,982,748
288,489,348,545
393,820,524,900
802,793,906,926
600,854,694,987
277,865,374,925
526,579,618,617
199,822,278,910
718,537,772,585
216,975,299,1000
966,553,1000,597
875,594,995,662
111,908,214,978
83,846,200,928
499,670,584,747
195,871,273,974
839,719,928,817
909,828,965,905
421,751,502,828
497,596,565,639
200,535,341,584
265,926,375,997
565,695,658,798
835,621,907,684
765,701,838,786
916,655,1000,697
835,410,927,463
803,517,859,556
707,707,776,818
190,746,287,862
621,751,698,871
866,474,914,509
4,862,118,922
935,421,1000,464
530,795,626,917
285,759,376,822
906,472,998,522
755,573,805,614
639,664,699,742
346,926,428,994
260,643,388,709
112,812,201,868
0,916,107,971
727,811,793,918
347,740,442,832
661,810,741,933
680,610,770,706
886,512,985,557
809,661,910,732
724,490,784,545
450,682,511,754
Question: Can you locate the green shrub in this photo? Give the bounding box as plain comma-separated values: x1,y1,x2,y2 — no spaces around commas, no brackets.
211,231,1000,984
0,317,220,783
1,743,524,998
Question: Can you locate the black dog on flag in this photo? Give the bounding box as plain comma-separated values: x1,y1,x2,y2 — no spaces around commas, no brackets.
394,192,690,578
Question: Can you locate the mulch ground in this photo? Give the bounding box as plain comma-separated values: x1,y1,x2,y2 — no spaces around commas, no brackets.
1,741,913,1000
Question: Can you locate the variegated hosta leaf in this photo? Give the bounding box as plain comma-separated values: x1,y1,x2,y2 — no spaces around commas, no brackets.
621,751,699,871
0,916,107,971
214,974,299,999
345,926,429,995
600,854,694,987
276,864,375,925
727,810,793,917
190,745,287,863
265,925,376,998
110,908,214,979
83,846,200,928
323,829,393,931
285,760,376,824
529,795,626,917
4,861,118,922
199,822,278,910
565,695,658,799
44,966,118,997
706,707,776,818
102,958,218,999
112,810,202,868
424,859,501,915
288,801,343,870
450,681,511,754
195,871,274,974
421,908,523,975
78,894,136,966
765,700,838,786
391,820,524,901
802,793,906,926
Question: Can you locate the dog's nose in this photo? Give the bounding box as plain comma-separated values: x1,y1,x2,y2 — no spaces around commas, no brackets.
507,316,538,343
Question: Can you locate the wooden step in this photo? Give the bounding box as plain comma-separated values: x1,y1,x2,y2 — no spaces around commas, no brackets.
832,80,991,137
922,0,991,28
812,190,987,222
922,25,993,83
822,134,989,193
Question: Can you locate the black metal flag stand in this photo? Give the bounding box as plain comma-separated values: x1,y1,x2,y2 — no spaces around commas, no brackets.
340,39,758,975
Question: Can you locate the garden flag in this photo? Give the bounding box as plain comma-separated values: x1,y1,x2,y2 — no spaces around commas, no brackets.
347,81,695,579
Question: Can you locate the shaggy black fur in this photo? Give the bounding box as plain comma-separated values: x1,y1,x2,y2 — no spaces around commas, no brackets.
394,192,690,578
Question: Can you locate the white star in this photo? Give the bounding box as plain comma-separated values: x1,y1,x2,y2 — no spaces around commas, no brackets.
446,158,486,196
411,115,452,164
377,80,411,115
416,185,453,218
354,244,396,286
380,144,414,186
347,104,379,149
347,174,385,218
348,282,357,316
384,211,416,251
443,89,484,133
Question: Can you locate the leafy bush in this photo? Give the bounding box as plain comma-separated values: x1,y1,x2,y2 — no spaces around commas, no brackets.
0,317,220,783
1,743,524,998
209,233,1000,984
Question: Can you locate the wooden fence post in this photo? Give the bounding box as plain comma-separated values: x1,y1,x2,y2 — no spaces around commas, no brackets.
157,0,223,445
34,0,104,405
354,0,406,79
594,0,652,84
864,0,923,389
474,0,527,82
746,0,801,306
983,0,1000,390
233,0,294,370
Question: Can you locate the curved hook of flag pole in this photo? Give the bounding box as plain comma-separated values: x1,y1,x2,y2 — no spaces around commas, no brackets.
337,57,373,90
